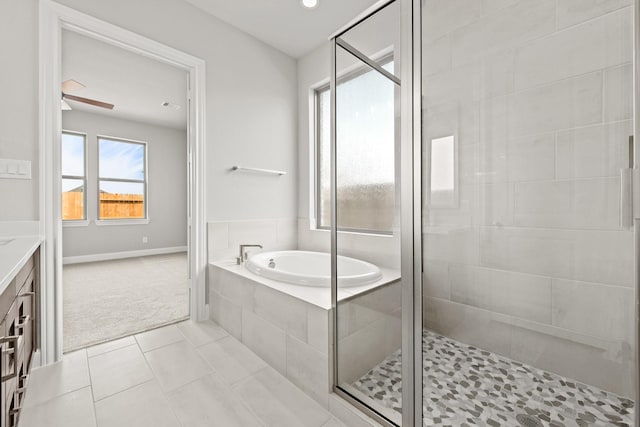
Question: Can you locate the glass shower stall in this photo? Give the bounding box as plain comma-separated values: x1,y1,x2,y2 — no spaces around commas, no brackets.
329,0,638,426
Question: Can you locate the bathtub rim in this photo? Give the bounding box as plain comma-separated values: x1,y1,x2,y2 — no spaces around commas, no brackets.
245,250,384,287
210,258,400,310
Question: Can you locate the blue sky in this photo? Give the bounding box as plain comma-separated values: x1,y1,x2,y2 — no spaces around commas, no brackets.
98,138,145,181
61,133,145,194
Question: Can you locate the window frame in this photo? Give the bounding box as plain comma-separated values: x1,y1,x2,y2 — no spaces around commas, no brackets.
313,54,395,235
61,130,88,223
96,135,149,222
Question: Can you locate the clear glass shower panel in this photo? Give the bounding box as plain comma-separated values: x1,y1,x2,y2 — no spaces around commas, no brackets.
332,2,402,425
421,0,635,425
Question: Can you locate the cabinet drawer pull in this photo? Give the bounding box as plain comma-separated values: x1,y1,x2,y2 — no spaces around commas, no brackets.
0,336,19,346
16,315,30,329
0,335,19,382
18,292,35,297
17,373,28,393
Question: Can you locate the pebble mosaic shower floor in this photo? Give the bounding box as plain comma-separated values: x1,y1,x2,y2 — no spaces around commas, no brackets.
351,330,634,426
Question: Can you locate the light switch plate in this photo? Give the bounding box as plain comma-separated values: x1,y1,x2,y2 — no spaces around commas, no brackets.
0,159,32,180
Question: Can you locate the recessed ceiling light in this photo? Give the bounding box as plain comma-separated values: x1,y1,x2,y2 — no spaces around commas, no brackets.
301,0,318,9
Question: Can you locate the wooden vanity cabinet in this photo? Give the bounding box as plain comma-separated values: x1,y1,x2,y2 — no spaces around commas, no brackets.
1,248,39,427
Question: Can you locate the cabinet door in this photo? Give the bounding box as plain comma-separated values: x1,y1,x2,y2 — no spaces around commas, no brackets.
0,318,5,427
2,301,21,427
3,302,16,407
11,360,25,427
5,382,18,427
17,274,34,370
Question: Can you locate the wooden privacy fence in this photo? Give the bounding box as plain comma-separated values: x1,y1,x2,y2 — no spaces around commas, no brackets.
62,191,84,220
62,192,144,220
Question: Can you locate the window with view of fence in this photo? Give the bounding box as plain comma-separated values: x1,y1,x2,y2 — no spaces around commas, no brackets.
98,136,147,220
61,131,87,221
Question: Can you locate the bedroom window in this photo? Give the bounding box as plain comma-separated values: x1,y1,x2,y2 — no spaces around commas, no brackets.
98,136,147,220
61,131,87,221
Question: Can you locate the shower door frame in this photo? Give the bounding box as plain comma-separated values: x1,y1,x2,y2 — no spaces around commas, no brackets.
635,1,640,425
399,1,423,426
328,0,424,426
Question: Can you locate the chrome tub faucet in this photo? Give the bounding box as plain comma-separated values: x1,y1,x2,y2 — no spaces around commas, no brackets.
237,244,263,265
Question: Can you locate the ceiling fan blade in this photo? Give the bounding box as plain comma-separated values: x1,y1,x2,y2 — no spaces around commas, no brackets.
63,94,114,110
61,79,85,93
61,100,72,111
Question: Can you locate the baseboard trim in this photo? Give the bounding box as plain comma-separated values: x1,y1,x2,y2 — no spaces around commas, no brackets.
63,246,187,265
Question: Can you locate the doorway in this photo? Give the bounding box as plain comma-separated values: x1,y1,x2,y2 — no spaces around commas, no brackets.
59,29,190,352
39,1,207,364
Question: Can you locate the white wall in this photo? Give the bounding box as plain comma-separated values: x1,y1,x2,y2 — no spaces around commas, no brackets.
0,0,298,227
62,110,187,257
0,0,39,220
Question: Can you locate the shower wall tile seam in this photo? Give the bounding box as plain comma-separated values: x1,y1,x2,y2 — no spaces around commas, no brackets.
423,295,628,348
435,262,634,291
448,0,557,68
425,3,631,59
474,224,632,235
556,1,633,31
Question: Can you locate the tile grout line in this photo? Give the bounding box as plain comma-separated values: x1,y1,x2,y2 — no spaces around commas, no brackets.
153,322,266,427
135,324,187,427
82,349,100,426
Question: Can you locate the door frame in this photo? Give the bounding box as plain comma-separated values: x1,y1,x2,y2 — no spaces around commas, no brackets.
38,0,207,364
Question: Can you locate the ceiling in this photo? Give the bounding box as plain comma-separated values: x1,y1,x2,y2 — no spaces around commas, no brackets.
181,0,380,58
60,1,379,129
62,30,188,130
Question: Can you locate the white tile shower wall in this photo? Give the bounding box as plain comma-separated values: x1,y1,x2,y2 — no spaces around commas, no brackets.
422,1,635,397
207,219,297,263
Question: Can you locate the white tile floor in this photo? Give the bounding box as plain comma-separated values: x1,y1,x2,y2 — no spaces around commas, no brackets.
20,320,347,427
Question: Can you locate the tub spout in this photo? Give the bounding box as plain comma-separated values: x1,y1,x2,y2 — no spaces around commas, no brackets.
237,244,263,265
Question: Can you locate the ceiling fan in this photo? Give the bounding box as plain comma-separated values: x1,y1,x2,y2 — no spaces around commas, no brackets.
61,79,114,110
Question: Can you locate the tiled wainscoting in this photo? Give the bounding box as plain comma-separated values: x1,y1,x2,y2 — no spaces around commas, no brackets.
297,218,401,270
209,262,401,420
209,265,332,406
422,0,635,399
207,219,298,262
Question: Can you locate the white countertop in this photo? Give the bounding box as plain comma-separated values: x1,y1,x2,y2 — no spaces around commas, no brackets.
0,229,42,295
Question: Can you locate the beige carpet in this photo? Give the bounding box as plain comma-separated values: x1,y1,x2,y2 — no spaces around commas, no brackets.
63,253,190,352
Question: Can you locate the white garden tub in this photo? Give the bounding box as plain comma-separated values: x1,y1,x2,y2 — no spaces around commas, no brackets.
245,250,382,287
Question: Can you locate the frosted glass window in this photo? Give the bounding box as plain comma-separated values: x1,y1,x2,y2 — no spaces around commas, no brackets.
316,59,396,233
61,132,86,221
98,137,147,219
